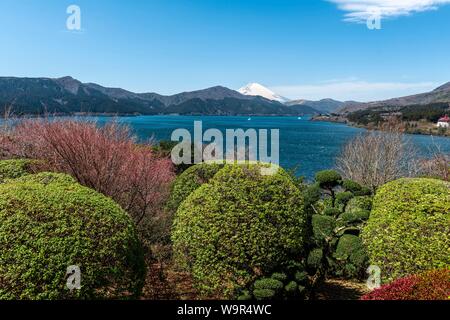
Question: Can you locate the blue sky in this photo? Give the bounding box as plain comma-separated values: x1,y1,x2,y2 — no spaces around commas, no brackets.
1,0,450,101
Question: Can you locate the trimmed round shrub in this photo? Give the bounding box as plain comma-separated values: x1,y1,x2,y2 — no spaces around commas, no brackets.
339,210,370,225
284,281,298,294
295,271,308,283
334,234,368,278
166,162,223,211
14,172,77,185
362,178,450,282
307,248,324,269
0,174,145,300
342,179,363,193
335,191,354,210
361,269,450,300
253,278,284,291
0,159,37,180
253,289,276,301
271,272,288,282
315,170,342,189
346,196,373,213
172,164,306,298
323,207,341,217
312,214,336,243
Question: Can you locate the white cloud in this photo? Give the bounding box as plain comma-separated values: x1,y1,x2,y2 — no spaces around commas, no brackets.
270,80,439,102
328,0,450,22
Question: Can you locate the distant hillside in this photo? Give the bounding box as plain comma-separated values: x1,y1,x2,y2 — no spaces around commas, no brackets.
339,82,450,113
286,98,346,114
0,77,320,116
284,103,322,115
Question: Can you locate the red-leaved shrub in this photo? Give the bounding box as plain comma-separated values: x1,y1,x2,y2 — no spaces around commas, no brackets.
362,269,450,300
5,119,175,245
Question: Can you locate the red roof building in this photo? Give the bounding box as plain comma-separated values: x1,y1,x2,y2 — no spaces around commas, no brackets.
437,115,450,128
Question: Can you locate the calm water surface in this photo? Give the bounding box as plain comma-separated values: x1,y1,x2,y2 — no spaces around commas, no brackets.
89,115,450,179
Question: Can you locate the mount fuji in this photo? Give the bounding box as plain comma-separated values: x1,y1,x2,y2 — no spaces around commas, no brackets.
238,83,290,103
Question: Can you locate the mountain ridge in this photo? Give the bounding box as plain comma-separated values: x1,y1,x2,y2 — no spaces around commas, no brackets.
338,82,450,113
0,76,320,116
286,98,349,114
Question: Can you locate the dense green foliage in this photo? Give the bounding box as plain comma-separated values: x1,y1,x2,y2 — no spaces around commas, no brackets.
346,196,373,213
315,170,342,189
304,171,372,279
166,162,224,211
362,178,450,283
312,215,335,243
333,235,368,278
0,159,37,180
14,171,77,185
172,164,307,298
239,266,310,301
0,173,145,300
250,273,307,300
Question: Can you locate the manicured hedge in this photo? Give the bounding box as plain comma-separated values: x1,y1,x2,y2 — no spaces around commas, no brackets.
0,159,36,180
0,173,145,300
14,171,77,185
172,164,306,298
362,178,450,282
166,162,223,212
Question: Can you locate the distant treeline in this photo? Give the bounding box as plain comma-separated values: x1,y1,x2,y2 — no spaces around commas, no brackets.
347,103,450,125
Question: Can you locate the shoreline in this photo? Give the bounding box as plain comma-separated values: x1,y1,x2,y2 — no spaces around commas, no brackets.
311,115,450,138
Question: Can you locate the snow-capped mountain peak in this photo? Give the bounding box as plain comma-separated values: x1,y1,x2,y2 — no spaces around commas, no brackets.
238,83,289,103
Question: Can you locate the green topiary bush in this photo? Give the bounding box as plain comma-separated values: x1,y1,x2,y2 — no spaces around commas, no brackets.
304,173,373,280
14,171,77,185
253,288,276,301
244,267,310,301
307,248,324,270
246,277,292,300
334,234,368,278
172,163,307,298
338,210,370,226
312,215,336,243
346,196,373,213
362,178,450,283
323,207,341,217
315,170,342,189
0,159,37,181
284,281,298,295
335,191,354,211
271,273,288,282
342,179,363,193
166,162,223,212
314,170,342,207
0,173,146,300
253,278,284,292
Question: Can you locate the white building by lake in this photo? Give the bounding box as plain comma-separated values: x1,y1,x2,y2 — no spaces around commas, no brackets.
437,115,450,128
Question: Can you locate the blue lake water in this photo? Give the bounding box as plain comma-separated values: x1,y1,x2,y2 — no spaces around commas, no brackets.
88,115,450,179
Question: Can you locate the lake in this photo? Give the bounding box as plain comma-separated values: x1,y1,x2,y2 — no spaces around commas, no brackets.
89,115,450,179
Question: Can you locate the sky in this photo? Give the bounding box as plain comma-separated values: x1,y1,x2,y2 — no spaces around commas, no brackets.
1,0,450,102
